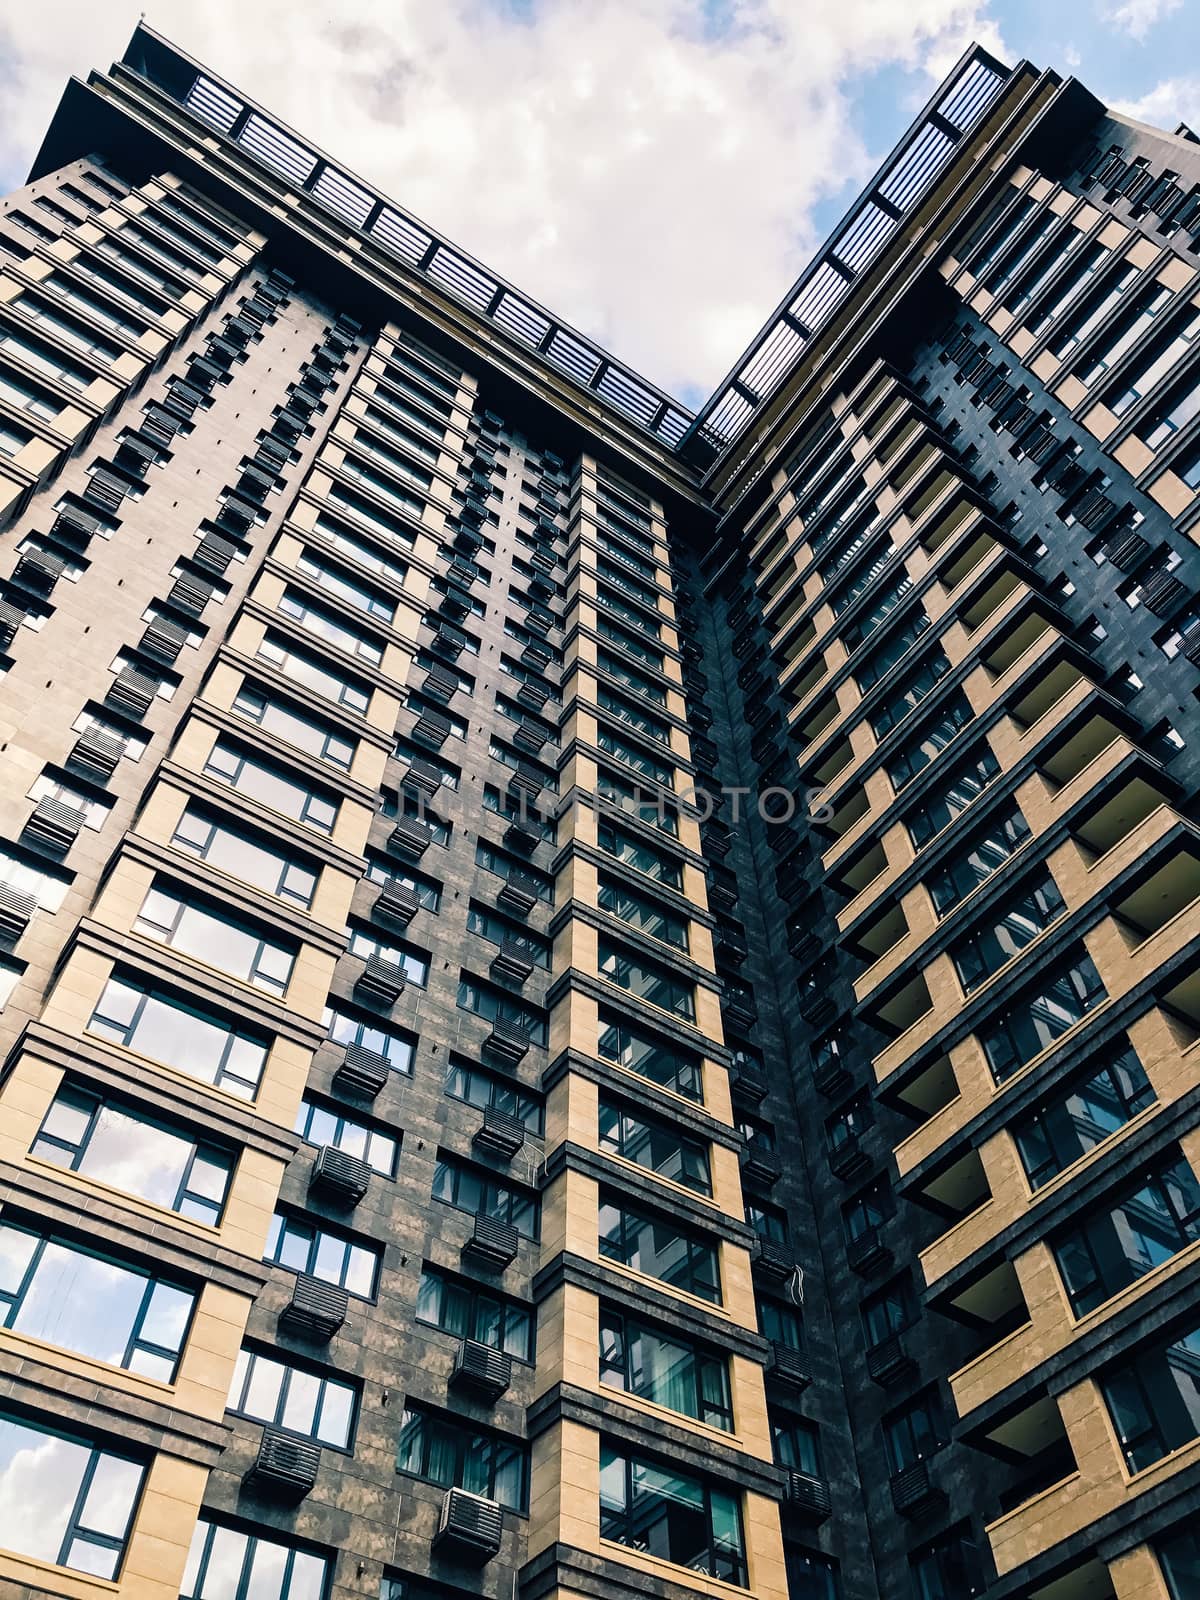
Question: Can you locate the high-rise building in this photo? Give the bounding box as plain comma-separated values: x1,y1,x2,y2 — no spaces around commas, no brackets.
1,23,1199,1600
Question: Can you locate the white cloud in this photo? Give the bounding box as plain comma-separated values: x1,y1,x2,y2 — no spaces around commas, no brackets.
0,0,1004,396
1103,0,1183,41
1113,74,1200,127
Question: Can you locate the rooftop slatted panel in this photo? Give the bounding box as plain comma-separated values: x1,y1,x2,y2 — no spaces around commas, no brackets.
679,44,1011,473
120,28,694,455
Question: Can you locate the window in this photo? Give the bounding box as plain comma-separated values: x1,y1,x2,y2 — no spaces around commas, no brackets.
258,631,371,713
597,821,682,889
747,1200,790,1245
227,1347,357,1448
1052,1153,1200,1315
885,694,973,791
295,550,397,621
397,1405,527,1508
326,480,421,547
134,881,297,995
597,725,674,787
467,902,553,960
861,1279,914,1350
360,399,441,456
456,975,548,1045
758,1295,804,1350
0,323,94,388
205,737,340,833
181,1518,330,1600
949,870,1065,992
172,807,318,907
599,1095,710,1195
324,1004,415,1074
397,734,461,788
0,845,68,911
432,1156,539,1240
598,1010,702,1101
0,358,64,418
926,807,1030,913
905,748,999,850
415,1265,534,1361
1047,261,1137,357
786,1550,839,1600
597,935,694,1019
1078,282,1172,384
1002,224,1082,314
597,684,670,745
445,1059,544,1133
474,841,553,901
870,652,950,738
773,1416,821,1475
597,649,668,706
597,555,660,610
979,949,1106,1081
279,587,384,663
600,1306,732,1429
366,856,442,913
43,273,149,338
844,1181,892,1242
598,874,688,950
1110,306,1200,418
1013,1043,1154,1189
89,972,268,1100
1158,1528,1200,1600
599,1193,721,1303
233,684,356,770
596,584,662,638
1102,1320,1200,1471
596,767,677,834
1142,364,1200,451
854,610,931,693
295,1098,398,1176
339,454,427,516
32,1083,232,1224
884,1391,945,1474
0,1412,144,1579
0,1221,194,1379
347,926,429,985
600,1444,746,1586
1025,242,1105,336
313,517,410,584
596,613,665,668
10,295,122,362
265,1212,380,1297
911,1534,977,1600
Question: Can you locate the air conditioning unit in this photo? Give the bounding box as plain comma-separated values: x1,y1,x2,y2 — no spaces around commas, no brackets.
472,1106,526,1161
355,952,407,1006
463,1214,519,1270
309,1145,372,1206
332,1042,390,1102
450,1339,513,1401
247,1427,321,1499
433,1488,503,1562
279,1273,348,1341
785,1469,832,1524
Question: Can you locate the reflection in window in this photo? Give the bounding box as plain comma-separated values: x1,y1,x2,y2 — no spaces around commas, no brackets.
600,1444,746,1585
600,1306,732,1429
89,973,269,1100
396,1405,527,1509
264,1212,380,1298
227,1347,357,1447
181,1517,330,1600
415,1266,534,1361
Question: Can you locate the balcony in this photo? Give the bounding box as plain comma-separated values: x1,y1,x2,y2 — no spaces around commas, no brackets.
483,1017,532,1066
450,1339,513,1402
729,1058,768,1109
463,1214,520,1269
309,1145,372,1206
332,1042,391,1101
279,1273,348,1341
13,549,65,592
890,1460,946,1520
355,952,407,1006
784,1470,832,1524
846,1227,893,1278
246,1428,321,1500
740,1142,782,1188
751,1239,797,1286
828,1134,870,1182
433,1488,503,1563
865,1333,916,1388
766,1341,812,1394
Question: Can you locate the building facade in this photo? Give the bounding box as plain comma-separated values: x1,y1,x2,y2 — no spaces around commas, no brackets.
0,25,1198,1600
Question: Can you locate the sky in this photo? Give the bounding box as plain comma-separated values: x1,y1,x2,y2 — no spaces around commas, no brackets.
1,0,1198,410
